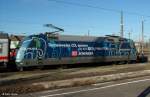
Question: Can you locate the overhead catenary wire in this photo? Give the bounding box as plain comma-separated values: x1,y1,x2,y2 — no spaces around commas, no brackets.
1,0,150,40
49,0,150,39
50,0,120,13
49,0,150,18
1,0,150,25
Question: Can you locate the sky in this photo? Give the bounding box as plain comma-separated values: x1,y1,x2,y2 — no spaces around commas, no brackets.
0,0,150,42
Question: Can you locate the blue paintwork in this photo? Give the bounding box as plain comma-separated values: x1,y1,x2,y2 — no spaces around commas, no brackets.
16,34,137,64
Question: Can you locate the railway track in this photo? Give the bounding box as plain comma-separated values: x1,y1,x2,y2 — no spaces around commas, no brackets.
0,62,149,94
0,62,149,86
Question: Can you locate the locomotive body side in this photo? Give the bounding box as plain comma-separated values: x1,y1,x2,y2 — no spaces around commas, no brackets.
15,34,137,69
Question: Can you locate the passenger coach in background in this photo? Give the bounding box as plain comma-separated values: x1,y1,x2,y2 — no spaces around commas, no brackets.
15,33,139,71
0,33,9,68
0,32,24,70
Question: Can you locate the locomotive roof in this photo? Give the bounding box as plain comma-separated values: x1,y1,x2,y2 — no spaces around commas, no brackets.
46,33,129,42
0,33,9,39
57,35,106,42
33,33,130,42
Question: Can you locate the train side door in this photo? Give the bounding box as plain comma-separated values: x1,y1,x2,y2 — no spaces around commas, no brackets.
33,38,44,65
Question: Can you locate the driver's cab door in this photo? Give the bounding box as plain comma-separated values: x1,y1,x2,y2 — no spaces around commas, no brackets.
32,37,44,65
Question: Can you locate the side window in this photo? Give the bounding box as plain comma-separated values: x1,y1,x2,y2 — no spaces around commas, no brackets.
0,43,2,53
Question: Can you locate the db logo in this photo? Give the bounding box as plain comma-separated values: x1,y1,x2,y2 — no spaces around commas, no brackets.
72,51,78,57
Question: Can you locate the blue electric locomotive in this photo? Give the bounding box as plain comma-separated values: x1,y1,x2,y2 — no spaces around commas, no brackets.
15,33,137,70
